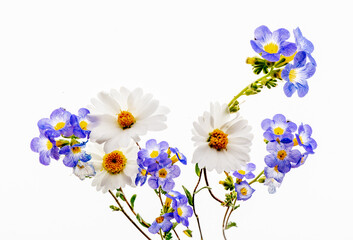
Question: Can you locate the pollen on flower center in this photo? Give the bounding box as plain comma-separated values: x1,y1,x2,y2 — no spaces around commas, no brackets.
117,111,136,129
156,216,164,224
208,129,228,151
273,127,284,135
177,207,183,216
264,42,279,54
238,170,246,175
293,136,303,146
240,187,248,196
46,140,53,150
54,122,65,130
103,150,127,174
72,146,81,154
277,150,287,160
79,120,88,130
289,69,297,82
141,169,147,176
274,165,279,173
150,150,159,158
158,168,168,178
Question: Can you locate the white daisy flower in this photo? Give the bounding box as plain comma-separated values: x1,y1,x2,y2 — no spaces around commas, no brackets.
191,102,253,173
89,141,139,193
88,87,169,152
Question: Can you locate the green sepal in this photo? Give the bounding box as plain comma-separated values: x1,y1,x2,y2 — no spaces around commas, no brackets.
183,229,193,237
115,189,125,201
182,185,193,206
225,221,237,230
109,205,120,211
165,232,173,240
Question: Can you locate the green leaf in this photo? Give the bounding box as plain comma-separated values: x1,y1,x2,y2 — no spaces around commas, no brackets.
165,232,173,240
194,186,212,195
109,205,120,211
172,222,179,231
130,194,137,210
183,229,193,237
232,204,240,210
195,163,201,177
136,213,150,228
226,221,237,230
182,185,193,206
116,189,125,201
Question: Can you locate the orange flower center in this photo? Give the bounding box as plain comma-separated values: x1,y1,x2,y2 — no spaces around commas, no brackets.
156,216,164,224
117,111,136,129
277,150,287,160
103,150,127,174
208,129,228,151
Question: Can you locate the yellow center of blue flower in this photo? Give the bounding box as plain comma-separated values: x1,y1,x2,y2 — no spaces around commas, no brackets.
158,168,168,178
240,187,248,196
103,150,127,174
208,129,228,151
289,69,297,82
72,146,81,154
238,170,246,175
79,120,88,130
264,42,279,54
277,150,287,160
150,150,159,158
165,198,172,207
274,165,279,173
46,140,53,150
273,127,284,135
54,122,65,130
156,216,164,224
293,136,303,146
141,169,147,176
177,207,183,216
117,111,136,129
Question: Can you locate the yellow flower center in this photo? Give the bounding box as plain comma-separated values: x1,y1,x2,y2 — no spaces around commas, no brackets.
165,198,172,208
208,129,228,151
264,42,279,54
156,216,164,224
54,122,65,130
238,170,246,175
289,69,297,83
102,150,127,174
158,168,168,178
240,187,248,196
277,150,287,160
293,136,303,146
117,111,136,129
274,165,279,173
177,207,183,216
140,169,147,176
79,120,88,130
71,146,81,154
46,140,53,150
150,150,159,158
273,127,284,135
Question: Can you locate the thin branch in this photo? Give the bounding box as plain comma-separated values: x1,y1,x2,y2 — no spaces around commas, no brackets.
222,207,230,240
249,170,264,185
203,168,224,204
192,168,204,240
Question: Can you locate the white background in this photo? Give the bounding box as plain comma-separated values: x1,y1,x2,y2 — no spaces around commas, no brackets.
1,1,352,239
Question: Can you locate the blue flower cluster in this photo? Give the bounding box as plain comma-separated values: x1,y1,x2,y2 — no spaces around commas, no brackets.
261,114,317,193
30,108,95,180
233,163,256,201
135,139,187,192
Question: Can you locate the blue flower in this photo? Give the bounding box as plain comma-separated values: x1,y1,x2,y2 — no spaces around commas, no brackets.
59,142,91,167
293,27,316,66
291,152,309,169
264,178,281,194
264,141,301,173
30,134,59,165
73,161,96,180
37,108,72,138
148,212,174,234
70,108,91,139
234,181,255,201
172,196,193,227
138,139,171,172
294,123,317,153
165,190,187,202
261,114,297,143
250,25,297,62
282,51,316,98
233,163,256,180
135,167,148,186
264,166,285,183
169,147,187,165
148,164,181,192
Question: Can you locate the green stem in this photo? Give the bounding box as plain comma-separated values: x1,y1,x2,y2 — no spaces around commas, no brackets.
192,168,204,240
249,170,264,185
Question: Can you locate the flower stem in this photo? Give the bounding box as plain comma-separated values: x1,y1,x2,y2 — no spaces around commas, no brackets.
108,190,152,240
192,168,204,240
249,170,264,185
203,168,224,204
222,206,230,240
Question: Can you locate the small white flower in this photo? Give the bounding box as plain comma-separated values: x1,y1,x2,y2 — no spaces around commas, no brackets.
73,161,96,180
191,102,253,173
89,142,139,193
88,87,169,152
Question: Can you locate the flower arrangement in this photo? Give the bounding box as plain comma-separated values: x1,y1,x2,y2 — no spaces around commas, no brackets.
30,25,317,240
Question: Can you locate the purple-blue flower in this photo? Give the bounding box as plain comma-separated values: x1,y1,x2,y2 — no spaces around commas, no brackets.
261,114,297,143
148,212,174,234
138,139,171,172
37,108,72,138
264,166,285,183
233,163,256,180
293,27,316,66
172,196,193,227
148,164,181,192
234,181,255,201
294,123,317,153
282,51,316,98
135,167,148,186
250,25,297,62
291,153,309,169
59,142,91,167
169,147,187,165
70,108,91,139
264,141,301,173
166,190,187,202
264,178,281,194
30,134,59,165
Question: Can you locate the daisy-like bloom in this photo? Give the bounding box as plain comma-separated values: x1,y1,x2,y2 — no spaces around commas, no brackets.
148,163,181,192
73,161,96,180
37,108,72,138
88,88,169,152
250,25,297,62
264,166,285,183
70,108,91,139
294,123,317,153
172,196,193,227
30,134,59,165
169,147,187,165
192,102,253,173
89,141,139,193
148,212,174,234
293,27,316,66
282,51,316,98
234,181,255,201
59,142,92,167
264,177,281,194
233,163,256,180
261,114,297,143
265,141,301,174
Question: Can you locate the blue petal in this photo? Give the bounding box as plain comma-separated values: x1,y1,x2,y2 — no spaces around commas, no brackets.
254,25,272,41
169,165,181,178
148,177,159,189
281,64,292,81
148,221,161,234
63,156,77,167
161,220,173,232
280,42,297,57
273,114,286,123
289,149,302,163
158,141,169,152
293,51,307,68
162,179,175,192
262,52,281,62
78,108,90,118
297,81,309,97
277,160,291,173
283,82,296,97
272,28,290,43
246,163,256,171
250,40,264,54
264,154,277,168
233,171,244,179
261,119,272,131
30,137,41,152
146,139,158,150
300,63,316,79
308,53,317,66
181,218,189,227
39,151,51,165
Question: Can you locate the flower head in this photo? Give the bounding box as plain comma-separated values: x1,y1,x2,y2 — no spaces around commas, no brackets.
30,134,59,165
264,177,281,194
73,161,96,180
59,142,91,167
261,114,297,143
148,213,174,234
293,27,316,66
192,102,253,173
294,123,317,153
234,181,255,201
37,108,72,138
70,108,91,139
291,153,309,169
264,166,285,183
169,147,187,165
250,25,297,62
138,139,171,172
233,163,256,180
172,196,193,227
148,164,181,192
282,51,316,97
135,167,148,186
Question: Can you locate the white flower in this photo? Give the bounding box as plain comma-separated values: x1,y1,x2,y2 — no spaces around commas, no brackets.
73,161,96,180
89,141,139,193
88,87,169,152
191,102,253,173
